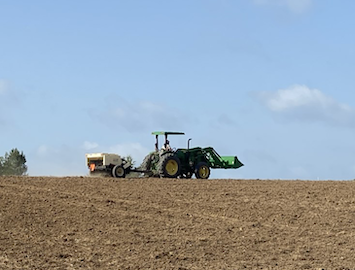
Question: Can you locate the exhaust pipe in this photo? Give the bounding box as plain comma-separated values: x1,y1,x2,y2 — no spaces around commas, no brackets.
187,138,192,150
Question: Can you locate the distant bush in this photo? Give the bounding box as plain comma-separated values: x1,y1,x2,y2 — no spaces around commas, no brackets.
0,148,28,176
124,155,135,166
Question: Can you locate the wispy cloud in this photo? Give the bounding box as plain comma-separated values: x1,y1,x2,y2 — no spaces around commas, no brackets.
29,141,150,176
252,0,312,14
108,142,150,165
83,141,99,151
255,85,355,127
29,144,84,176
36,145,49,157
90,95,189,132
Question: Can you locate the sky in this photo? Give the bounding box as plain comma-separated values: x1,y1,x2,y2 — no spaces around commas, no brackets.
1,0,355,180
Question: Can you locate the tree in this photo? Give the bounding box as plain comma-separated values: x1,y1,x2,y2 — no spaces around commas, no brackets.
0,156,4,175
0,148,27,176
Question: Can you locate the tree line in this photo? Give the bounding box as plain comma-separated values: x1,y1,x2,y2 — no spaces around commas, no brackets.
0,148,27,176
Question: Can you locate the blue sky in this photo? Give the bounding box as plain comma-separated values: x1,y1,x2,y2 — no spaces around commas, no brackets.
1,0,355,179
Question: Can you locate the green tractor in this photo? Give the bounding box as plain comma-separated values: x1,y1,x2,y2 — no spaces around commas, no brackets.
138,131,244,179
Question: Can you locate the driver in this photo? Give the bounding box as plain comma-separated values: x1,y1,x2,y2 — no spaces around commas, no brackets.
162,140,172,151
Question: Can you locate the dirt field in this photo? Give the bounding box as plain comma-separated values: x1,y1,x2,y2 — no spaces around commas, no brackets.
1,176,355,270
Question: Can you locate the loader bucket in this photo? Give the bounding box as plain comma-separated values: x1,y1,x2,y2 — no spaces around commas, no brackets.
219,156,244,169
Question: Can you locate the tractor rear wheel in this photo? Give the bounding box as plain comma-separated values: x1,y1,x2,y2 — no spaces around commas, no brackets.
139,153,154,171
158,154,181,178
112,165,126,178
195,162,210,179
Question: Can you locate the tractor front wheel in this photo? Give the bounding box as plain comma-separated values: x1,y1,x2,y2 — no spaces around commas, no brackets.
112,165,126,178
195,162,210,179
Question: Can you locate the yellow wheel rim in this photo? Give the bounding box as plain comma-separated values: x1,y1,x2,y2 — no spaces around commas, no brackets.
165,160,178,176
198,166,209,178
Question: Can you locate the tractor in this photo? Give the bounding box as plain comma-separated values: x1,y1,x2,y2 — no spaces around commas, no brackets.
137,131,244,179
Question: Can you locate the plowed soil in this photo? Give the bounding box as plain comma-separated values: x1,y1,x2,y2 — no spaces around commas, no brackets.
1,176,355,269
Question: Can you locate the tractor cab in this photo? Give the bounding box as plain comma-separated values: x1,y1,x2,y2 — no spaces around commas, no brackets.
151,131,185,152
